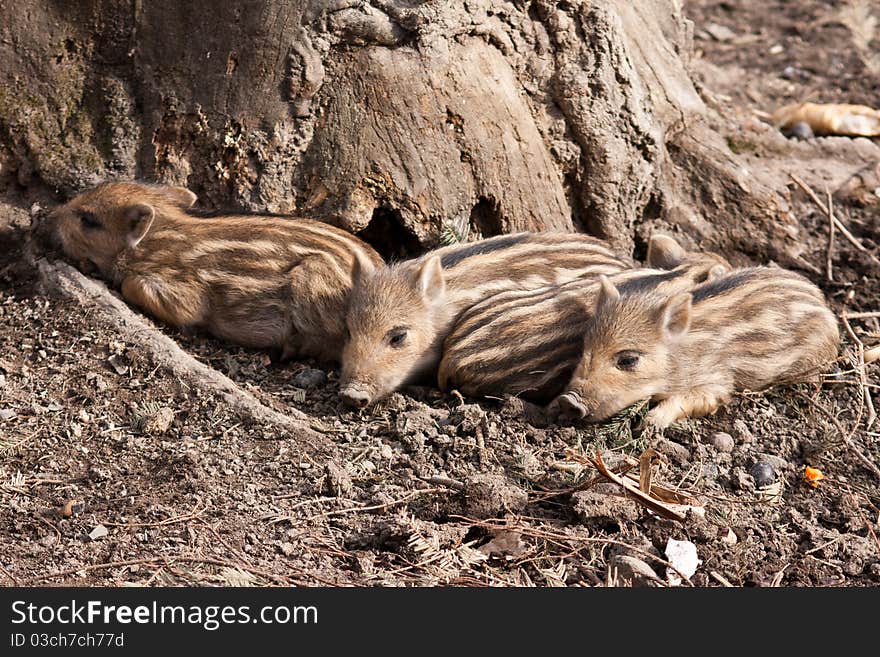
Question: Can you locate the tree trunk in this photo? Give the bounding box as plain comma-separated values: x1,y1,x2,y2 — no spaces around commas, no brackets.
0,0,798,261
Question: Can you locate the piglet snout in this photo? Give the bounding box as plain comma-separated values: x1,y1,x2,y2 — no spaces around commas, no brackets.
339,383,372,409
553,391,589,420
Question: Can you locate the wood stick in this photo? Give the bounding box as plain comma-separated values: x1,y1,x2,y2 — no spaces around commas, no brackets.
841,315,877,430
825,187,835,281
303,487,451,521
710,571,734,587
790,174,870,254
810,397,880,482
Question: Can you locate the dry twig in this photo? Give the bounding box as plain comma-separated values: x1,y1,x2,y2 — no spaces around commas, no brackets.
710,571,735,587
567,450,702,522
809,396,880,482
0,564,21,585
790,174,874,258
841,313,877,429
302,487,453,522
826,187,835,281
103,503,206,528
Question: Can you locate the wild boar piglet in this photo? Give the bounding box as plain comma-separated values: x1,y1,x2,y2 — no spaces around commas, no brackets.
50,181,383,362
438,234,731,403
555,267,840,427
339,231,629,408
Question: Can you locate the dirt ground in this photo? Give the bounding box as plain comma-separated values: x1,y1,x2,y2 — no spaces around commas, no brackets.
1,0,879,587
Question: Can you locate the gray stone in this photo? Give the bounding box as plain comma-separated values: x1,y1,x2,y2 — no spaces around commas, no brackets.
705,23,736,42
609,555,661,586
292,368,327,389
756,453,790,473
750,461,777,488
788,121,814,140
324,460,353,497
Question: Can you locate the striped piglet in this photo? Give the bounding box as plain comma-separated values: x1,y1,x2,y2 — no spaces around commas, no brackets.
555,266,840,427
438,235,731,403
49,181,383,362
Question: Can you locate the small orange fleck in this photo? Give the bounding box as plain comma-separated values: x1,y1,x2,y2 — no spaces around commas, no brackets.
804,466,824,488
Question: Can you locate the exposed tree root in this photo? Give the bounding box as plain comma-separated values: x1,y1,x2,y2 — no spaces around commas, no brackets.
36,258,330,447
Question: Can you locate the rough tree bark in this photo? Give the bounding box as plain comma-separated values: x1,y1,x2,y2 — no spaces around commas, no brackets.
0,0,798,261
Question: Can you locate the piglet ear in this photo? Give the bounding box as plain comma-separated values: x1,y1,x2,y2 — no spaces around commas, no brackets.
646,234,686,270
414,255,445,303
157,184,198,208
660,292,692,339
595,275,620,311
350,250,376,287
125,204,155,248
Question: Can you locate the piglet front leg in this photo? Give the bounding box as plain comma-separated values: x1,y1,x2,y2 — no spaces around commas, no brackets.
646,386,730,427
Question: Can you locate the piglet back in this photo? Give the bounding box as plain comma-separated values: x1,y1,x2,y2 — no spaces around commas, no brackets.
690,267,839,390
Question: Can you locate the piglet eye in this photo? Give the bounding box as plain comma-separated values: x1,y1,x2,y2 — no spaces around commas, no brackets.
79,211,100,230
387,328,408,348
615,351,640,371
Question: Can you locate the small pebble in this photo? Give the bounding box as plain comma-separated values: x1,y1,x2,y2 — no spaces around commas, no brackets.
786,121,814,140
750,461,777,488
0,409,16,421
705,23,736,42
610,555,661,586
292,368,327,389
706,432,734,453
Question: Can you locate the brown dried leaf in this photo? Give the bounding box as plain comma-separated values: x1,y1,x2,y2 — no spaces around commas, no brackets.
60,499,84,518
589,452,688,522
639,448,658,494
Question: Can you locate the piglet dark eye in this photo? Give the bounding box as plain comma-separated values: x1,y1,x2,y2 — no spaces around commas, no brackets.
79,211,100,230
615,350,641,371
387,327,408,348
